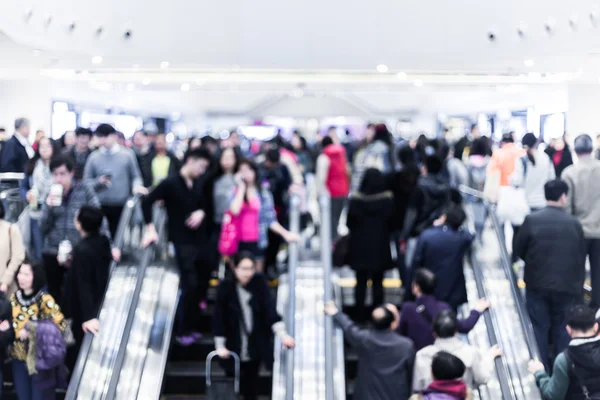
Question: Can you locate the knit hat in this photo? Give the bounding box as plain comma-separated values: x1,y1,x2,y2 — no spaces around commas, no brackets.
521,133,537,149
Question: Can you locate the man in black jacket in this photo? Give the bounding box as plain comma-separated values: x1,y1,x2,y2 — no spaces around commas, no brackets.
514,179,586,370
63,205,112,371
325,301,415,400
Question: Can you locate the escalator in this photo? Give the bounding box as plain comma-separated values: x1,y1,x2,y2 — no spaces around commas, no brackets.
461,187,542,400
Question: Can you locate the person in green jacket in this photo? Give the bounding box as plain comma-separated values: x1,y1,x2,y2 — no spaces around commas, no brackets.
528,304,600,399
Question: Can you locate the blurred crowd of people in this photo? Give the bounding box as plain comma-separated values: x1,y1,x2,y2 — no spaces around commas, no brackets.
0,116,599,400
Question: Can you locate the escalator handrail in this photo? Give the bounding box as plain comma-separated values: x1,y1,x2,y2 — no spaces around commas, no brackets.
459,185,542,362
319,194,335,400
104,206,168,399
285,194,301,400
66,194,143,399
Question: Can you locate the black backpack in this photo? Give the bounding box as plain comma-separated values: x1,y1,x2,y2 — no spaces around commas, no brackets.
566,350,600,400
413,183,451,235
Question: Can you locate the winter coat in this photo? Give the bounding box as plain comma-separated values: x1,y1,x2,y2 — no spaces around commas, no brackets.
534,336,600,400
213,273,281,370
401,174,451,239
346,191,395,272
413,337,494,391
62,233,111,325
0,135,30,173
488,143,525,187
399,295,481,351
25,320,67,392
333,311,415,400
322,144,349,197
410,380,474,400
514,207,586,295
562,157,600,239
386,164,420,232
509,152,556,209
351,140,394,191
412,226,474,310
140,151,181,188
545,144,574,178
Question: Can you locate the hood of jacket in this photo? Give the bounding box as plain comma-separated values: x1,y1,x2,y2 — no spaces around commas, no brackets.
424,380,468,399
568,335,600,377
350,191,393,216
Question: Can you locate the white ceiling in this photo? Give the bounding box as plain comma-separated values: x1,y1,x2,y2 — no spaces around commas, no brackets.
2,0,600,75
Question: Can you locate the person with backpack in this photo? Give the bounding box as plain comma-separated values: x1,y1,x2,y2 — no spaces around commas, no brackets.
399,268,489,351
529,304,600,400
466,138,491,239
509,132,555,260
411,204,474,311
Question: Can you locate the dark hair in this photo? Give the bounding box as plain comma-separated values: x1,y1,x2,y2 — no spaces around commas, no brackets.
134,130,148,137
470,123,479,132
233,251,256,268
201,135,218,147
0,200,5,219
266,148,281,164
373,124,392,147
15,261,46,295
574,134,594,155
213,147,241,177
445,204,466,230
414,268,436,295
544,179,569,202
295,136,308,151
237,158,260,203
501,132,515,143
433,309,458,338
470,137,488,156
25,137,57,176
397,145,416,166
328,126,337,132
521,133,538,166
49,155,74,173
94,123,117,137
425,155,443,175
431,351,466,381
77,206,104,234
566,304,598,332
75,127,93,137
322,136,334,148
366,123,375,129
183,147,212,164
436,139,451,160
372,306,395,330
15,118,29,131
0,128,5,132
359,168,387,195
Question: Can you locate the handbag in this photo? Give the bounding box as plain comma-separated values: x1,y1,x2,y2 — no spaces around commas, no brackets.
206,350,240,400
218,211,240,257
496,186,530,226
333,234,350,267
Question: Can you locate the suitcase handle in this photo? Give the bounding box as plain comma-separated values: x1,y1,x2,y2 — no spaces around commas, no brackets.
206,350,241,394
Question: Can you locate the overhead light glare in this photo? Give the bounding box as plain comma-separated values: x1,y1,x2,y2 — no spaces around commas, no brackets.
92,56,103,64
142,78,152,85
524,59,535,67
413,79,424,87
397,72,408,80
376,64,389,73
160,61,170,69
181,83,191,91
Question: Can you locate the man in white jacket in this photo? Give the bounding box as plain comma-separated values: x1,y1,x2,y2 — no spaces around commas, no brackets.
413,309,502,391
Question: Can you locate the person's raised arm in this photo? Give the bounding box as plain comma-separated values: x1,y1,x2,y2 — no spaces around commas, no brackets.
229,176,246,216
324,301,368,350
141,181,168,247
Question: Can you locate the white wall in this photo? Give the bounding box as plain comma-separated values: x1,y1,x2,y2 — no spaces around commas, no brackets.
567,84,600,135
0,80,53,137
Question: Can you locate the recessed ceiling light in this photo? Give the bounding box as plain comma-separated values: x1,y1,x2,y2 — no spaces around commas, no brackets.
397,72,408,80
524,59,535,67
92,56,103,64
160,61,169,69
142,78,151,86
413,79,424,87
125,83,135,91
181,83,191,91
32,49,42,56
376,64,389,73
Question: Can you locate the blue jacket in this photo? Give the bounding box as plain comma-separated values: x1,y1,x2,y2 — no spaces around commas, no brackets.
0,136,29,173
413,225,474,310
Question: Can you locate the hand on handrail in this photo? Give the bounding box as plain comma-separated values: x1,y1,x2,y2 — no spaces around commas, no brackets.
142,226,159,248
111,248,122,262
281,335,295,349
474,298,490,313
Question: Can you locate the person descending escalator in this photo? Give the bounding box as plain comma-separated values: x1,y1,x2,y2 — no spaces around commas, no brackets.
213,252,295,400
346,168,394,322
324,301,415,400
411,205,474,311
410,351,473,400
399,269,489,351
529,304,600,400
413,310,501,392
514,179,586,370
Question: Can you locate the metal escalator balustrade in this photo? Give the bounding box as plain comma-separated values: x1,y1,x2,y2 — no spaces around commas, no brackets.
66,195,156,400
460,186,542,399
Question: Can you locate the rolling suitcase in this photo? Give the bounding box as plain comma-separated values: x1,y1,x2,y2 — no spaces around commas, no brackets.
206,350,240,400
